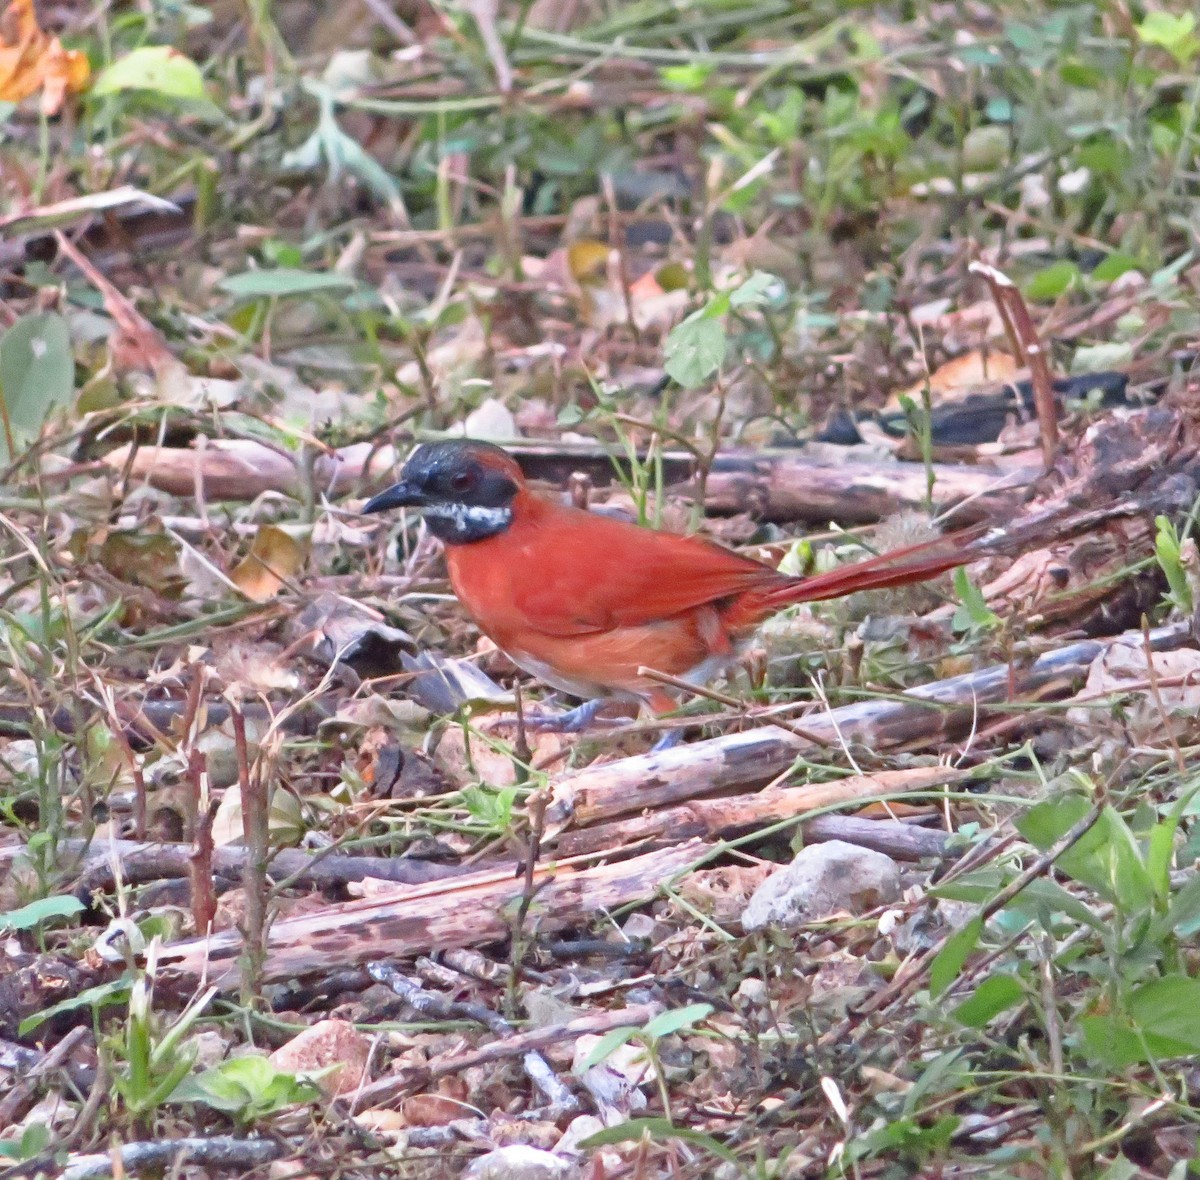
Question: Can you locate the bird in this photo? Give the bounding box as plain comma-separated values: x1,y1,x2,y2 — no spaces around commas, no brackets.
363,439,982,744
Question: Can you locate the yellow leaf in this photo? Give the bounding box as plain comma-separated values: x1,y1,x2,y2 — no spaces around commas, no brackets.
655,261,690,292
0,0,91,114
230,524,304,602
567,239,611,285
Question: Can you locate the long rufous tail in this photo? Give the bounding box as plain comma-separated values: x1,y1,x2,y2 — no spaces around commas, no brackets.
754,525,988,614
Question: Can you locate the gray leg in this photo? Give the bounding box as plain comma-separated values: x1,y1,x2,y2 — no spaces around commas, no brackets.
650,726,686,752
521,698,610,733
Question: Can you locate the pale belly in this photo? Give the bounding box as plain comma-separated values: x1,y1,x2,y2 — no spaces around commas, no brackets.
505,649,631,702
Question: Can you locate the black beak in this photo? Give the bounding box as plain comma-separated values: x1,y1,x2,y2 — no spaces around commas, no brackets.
362,480,424,514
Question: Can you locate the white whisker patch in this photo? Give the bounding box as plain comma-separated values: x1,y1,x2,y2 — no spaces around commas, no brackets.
421,501,512,543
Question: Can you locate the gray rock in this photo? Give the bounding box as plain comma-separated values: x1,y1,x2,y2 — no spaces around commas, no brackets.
741,840,901,932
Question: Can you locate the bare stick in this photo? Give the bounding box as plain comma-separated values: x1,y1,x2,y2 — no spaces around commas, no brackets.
232,705,267,1001
187,749,217,935
969,261,1058,468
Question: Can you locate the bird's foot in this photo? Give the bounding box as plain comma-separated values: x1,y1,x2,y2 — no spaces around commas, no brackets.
483,698,624,735
650,726,686,753
520,698,613,733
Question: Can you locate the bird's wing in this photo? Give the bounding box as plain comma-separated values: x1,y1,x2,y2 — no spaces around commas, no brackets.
503,501,781,637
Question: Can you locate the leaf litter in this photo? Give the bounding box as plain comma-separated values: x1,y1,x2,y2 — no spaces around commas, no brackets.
0,1,1199,1177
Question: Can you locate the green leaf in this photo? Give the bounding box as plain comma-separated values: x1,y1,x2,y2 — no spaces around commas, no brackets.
319,120,405,212
19,977,131,1036
1091,253,1142,284
0,894,84,932
951,973,1024,1027
1017,793,1091,849
1078,1014,1149,1068
1024,260,1080,302
728,271,777,308
1006,877,1104,930
929,866,1004,904
1082,975,1200,1066
1166,872,1200,936
580,1027,638,1070
929,917,981,998
1137,11,1199,65
1147,816,1178,901
904,1049,968,1115
581,1118,740,1164
218,269,358,300
847,1115,960,1165
1063,808,1153,912
1020,799,1153,911
659,64,715,92
281,91,405,214
93,46,207,102
663,316,726,387
642,1002,713,1040
1130,975,1200,1050
0,312,75,460
951,567,999,633
0,1121,50,1162
171,1055,319,1119
1155,515,1192,613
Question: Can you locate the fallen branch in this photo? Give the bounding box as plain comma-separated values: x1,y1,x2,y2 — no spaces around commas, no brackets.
103,438,398,502
59,1137,285,1180
700,450,1030,524
547,622,1192,829
159,841,708,990
803,814,954,861
0,839,487,898
554,766,964,856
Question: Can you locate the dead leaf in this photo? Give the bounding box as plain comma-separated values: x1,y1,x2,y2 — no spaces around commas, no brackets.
1067,643,1200,744
353,1108,408,1138
0,0,90,114
291,593,414,679
399,1092,478,1126
434,726,567,788
210,639,301,695
319,694,430,737
400,650,512,714
70,525,186,599
462,398,517,440
210,783,305,847
230,524,304,602
0,185,179,234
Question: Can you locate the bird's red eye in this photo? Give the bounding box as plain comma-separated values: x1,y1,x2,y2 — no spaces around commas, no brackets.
451,471,474,493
